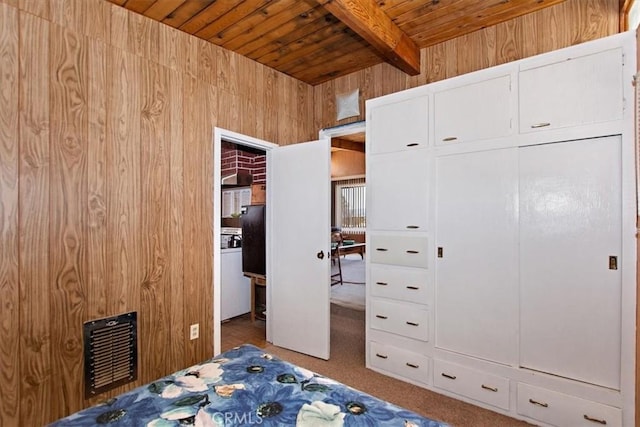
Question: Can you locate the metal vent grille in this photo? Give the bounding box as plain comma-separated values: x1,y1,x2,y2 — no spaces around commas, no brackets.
84,312,137,398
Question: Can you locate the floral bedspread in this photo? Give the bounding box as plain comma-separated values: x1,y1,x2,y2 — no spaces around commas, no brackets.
50,344,448,426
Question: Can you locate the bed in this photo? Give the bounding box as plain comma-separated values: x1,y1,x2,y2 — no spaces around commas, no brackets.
51,344,448,426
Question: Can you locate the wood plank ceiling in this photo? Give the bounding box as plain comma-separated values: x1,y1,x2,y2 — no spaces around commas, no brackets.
108,0,568,86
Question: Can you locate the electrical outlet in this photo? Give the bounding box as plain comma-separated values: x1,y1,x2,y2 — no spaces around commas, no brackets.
189,323,199,340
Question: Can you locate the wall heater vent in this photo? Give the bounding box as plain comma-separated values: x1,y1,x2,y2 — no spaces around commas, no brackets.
83,311,138,398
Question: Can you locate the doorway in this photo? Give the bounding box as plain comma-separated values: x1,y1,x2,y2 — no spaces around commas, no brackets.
213,126,352,359
320,121,367,356
213,128,277,355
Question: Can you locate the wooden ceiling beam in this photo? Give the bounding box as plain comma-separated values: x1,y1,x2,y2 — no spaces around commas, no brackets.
620,0,633,31
332,137,365,152
315,0,420,76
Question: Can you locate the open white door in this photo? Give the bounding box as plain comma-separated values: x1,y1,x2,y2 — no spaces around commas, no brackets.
268,140,331,359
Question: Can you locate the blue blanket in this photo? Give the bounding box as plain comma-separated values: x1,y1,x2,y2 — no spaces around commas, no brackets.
51,344,447,426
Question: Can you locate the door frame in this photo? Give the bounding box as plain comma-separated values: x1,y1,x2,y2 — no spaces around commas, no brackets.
318,120,366,141
213,127,277,355
319,120,367,337
213,121,365,356
319,119,366,232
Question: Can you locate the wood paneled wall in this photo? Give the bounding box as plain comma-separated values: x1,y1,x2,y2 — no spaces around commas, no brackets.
314,0,621,130
331,150,365,179
0,0,627,425
0,0,314,425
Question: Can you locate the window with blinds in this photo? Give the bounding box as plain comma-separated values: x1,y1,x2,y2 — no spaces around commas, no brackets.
334,178,366,234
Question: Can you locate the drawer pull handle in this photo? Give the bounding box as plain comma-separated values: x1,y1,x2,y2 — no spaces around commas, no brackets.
376,282,388,286
375,353,388,359
406,250,419,254
441,373,456,380
406,286,419,290
406,321,419,326
406,142,419,147
481,384,498,392
442,136,457,142
406,225,420,229
528,399,548,408
376,314,388,319
531,122,551,128
406,362,419,369
583,415,607,425
376,248,388,252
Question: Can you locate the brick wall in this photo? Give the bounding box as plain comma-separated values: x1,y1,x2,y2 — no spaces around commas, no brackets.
221,141,267,184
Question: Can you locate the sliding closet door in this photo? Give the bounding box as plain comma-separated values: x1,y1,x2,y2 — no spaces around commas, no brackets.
435,148,519,365
519,136,622,389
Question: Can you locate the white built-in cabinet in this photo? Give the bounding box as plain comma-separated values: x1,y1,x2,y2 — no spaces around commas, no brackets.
365,31,635,427
367,91,432,386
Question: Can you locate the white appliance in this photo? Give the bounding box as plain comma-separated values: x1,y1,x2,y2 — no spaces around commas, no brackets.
221,227,242,249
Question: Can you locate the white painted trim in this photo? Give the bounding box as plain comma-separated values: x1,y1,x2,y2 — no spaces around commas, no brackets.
319,121,366,140
213,127,277,356
331,174,366,181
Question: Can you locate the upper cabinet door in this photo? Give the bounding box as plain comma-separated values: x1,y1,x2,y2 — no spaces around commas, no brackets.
519,48,623,133
367,150,430,231
434,75,513,145
369,95,429,154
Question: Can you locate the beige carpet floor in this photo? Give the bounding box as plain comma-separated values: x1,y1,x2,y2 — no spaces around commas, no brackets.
264,304,531,427
330,254,365,311
330,283,365,311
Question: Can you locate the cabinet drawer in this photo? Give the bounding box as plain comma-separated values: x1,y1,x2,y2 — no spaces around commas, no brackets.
369,341,430,384
370,299,429,341
433,359,510,410
517,383,621,427
370,264,429,304
370,235,428,268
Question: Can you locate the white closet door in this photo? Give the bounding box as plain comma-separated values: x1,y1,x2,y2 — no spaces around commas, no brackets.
435,148,518,365
519,136,622,389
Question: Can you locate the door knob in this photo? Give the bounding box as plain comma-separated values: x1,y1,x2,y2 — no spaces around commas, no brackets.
317,251,325,260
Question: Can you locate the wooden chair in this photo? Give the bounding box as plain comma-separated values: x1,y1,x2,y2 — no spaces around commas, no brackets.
330,230,344,286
